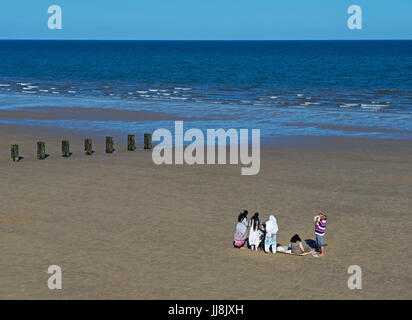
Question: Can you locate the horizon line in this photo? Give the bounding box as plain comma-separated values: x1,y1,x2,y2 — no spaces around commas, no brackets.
0,38,411,41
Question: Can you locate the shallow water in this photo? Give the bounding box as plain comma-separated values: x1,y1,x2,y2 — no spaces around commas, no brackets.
0,40,411,142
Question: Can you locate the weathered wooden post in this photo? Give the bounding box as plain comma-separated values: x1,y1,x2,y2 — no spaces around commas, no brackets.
37,141,46,160
61,140,70,157
128,134,136,151
84,138,93,155
11,144,19,162
105,136,114,154
144,133,152,150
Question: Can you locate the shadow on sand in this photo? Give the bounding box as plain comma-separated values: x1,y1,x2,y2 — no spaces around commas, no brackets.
305,239,318,250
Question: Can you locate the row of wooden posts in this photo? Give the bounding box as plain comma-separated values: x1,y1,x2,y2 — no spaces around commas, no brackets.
10,133,152,162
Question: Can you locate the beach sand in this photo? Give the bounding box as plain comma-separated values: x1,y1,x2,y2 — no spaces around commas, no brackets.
0,125,411,299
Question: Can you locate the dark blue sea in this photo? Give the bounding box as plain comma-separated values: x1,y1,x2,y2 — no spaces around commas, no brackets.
0,40,411,141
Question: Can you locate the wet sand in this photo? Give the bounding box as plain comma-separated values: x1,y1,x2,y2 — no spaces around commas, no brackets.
0,125,411,299
0,106,221,122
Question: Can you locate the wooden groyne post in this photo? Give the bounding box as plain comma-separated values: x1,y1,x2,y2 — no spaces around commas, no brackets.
11,144,19,162
61,140,70,157
37,141,46,160
7,133,154,161
144,133,152,150
105,136,114,154
84,138,93,155
128,134,136,151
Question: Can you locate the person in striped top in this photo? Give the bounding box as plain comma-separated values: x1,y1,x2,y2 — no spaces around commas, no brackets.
314,213,328,257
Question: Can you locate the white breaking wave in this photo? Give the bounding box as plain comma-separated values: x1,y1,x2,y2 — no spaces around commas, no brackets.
361,104,387,107
372,101,391,104
22,86,38,90
303,102,320,106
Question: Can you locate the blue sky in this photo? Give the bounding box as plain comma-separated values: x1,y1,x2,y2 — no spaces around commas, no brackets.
0,0,411,40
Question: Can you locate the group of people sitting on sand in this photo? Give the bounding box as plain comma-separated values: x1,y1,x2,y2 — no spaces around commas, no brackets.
233,210,328,256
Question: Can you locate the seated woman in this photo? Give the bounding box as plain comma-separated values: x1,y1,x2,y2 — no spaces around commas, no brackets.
289,234,311,255
264,215,278,254
233,210,249,249
248,212,261,251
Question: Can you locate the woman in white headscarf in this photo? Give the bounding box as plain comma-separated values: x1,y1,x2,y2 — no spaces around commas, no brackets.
264,215,278,253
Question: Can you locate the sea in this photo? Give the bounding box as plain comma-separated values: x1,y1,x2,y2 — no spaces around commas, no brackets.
0,40,411,143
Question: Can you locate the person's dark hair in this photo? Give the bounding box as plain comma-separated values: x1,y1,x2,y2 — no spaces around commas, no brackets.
238,210,248,222
251,212,260,231
290,234,301,243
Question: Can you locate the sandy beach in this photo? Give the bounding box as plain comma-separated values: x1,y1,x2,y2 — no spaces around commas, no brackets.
0,123,411,299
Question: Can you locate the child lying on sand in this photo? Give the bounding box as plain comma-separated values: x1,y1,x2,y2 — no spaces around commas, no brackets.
289,234,311,255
